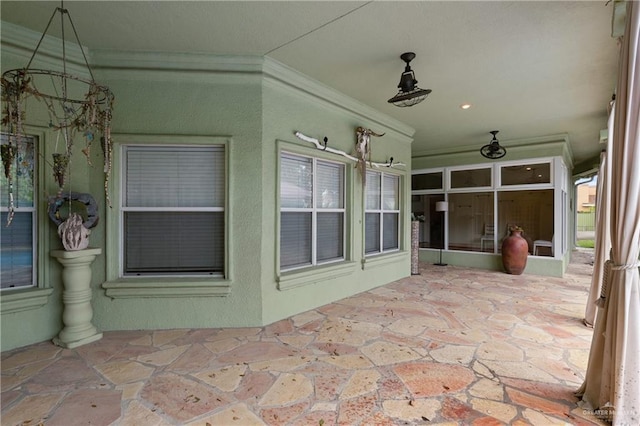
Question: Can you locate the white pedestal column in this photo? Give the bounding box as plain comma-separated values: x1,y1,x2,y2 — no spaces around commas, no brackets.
51,248,103,348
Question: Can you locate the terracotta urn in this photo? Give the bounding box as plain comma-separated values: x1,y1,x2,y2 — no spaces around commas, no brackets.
501,227,528,275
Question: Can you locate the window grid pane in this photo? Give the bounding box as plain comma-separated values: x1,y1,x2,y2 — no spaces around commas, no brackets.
383,213,399,250
317,212,344,262
412,172,443,191
280,212,312,269
1,212,34,289
316,161,344,209
125,212,224,273
281,155,313,209
450,168,492,188
365,171,381,210
501,163,551,186
383,175,399,211
125,146,224,208
365,213,381,254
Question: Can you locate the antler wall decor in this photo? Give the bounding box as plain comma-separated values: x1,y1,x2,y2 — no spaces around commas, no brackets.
294,131,404,172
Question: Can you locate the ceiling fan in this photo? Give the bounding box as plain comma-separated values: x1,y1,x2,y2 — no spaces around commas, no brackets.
480,130,506,159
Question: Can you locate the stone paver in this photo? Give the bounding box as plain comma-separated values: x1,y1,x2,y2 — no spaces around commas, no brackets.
1,250,609,425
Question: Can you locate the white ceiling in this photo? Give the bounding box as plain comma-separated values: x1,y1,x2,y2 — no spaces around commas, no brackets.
1,1,620,167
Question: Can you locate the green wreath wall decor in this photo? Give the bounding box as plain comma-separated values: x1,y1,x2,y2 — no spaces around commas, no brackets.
48,192,99,229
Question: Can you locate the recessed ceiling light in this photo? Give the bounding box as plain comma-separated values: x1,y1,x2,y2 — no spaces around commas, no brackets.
460,103,472,110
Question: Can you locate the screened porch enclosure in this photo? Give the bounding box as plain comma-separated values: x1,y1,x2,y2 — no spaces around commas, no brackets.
412,157,566,259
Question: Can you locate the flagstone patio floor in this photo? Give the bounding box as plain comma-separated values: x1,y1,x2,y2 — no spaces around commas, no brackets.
2,249,607,425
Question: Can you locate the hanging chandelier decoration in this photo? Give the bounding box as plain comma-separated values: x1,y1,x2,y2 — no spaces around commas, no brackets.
480,130,506,159
1,1,115,226
387,52,432,107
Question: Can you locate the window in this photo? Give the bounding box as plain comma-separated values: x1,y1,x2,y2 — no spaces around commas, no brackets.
498,189,554,255
450,167,492,189
280,153,345,271
411,159,561,259
365,171,400,255
411,194,445,249
412,171,443,191
501,162,551,186
122,145,225,276
1,134,36,290
448,192,494,252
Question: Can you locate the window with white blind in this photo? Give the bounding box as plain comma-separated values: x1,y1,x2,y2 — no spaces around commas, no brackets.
122,145,225,276
280,152,345,271
365,171,400,255
1,134,36,290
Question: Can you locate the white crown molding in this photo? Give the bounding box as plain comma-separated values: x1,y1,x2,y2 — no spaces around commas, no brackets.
90,49,265,73
92,51,415,141
413,133,574,169
413,133,570,159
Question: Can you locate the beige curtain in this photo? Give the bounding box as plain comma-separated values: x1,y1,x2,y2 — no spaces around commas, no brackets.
583,110,613,327
578,2,640,424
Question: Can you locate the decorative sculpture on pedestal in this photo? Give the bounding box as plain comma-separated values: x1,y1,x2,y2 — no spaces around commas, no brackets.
51,248,103,348
48,192,102,348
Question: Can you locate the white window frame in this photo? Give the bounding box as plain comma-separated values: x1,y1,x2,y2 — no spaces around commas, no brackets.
120,144,225,277
1,133,37,290
411,157,564,260
497,158,554,189
365,170,401,256
103,134,231,299
279,151,346,272
1,128,53,314
447,164,493,192
412,168,445,194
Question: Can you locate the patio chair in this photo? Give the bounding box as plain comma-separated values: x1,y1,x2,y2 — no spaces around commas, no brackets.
480,224,495,251
533,235,554,256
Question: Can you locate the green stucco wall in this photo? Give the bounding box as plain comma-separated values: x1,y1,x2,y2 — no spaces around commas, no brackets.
259,66,414,323
1,23,414,351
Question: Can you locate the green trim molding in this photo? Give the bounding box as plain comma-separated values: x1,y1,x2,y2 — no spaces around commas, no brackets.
103,279,232,299
1,288,55,314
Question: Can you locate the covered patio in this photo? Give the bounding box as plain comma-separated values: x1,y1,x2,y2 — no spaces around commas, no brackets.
1,251,606,425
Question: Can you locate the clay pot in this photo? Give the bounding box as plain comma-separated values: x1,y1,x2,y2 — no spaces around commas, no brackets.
501,228,528,275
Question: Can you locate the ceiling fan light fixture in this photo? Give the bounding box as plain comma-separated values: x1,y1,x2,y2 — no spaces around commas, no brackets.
388,52,432,107
480,130,507,159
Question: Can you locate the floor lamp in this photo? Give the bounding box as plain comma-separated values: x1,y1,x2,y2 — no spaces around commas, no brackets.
435,201,448,266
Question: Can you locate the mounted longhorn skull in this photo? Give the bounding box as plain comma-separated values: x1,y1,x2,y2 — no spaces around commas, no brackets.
355,126,385,187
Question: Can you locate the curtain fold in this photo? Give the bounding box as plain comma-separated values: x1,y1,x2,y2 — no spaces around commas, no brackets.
583,119,613,326
578,2,640,424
